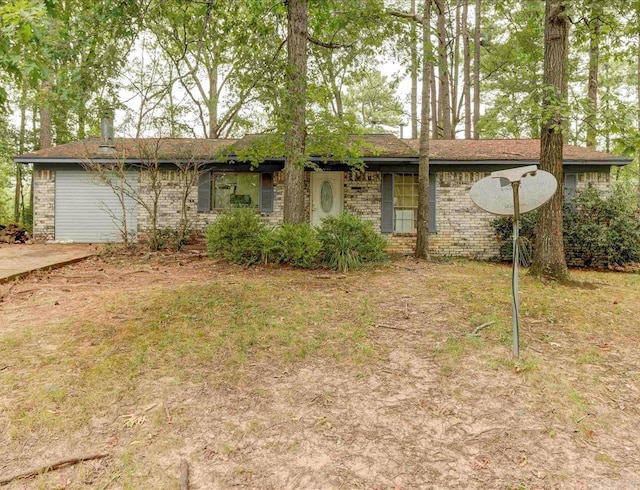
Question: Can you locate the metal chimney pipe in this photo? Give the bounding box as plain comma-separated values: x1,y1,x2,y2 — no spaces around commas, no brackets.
98,110,116,154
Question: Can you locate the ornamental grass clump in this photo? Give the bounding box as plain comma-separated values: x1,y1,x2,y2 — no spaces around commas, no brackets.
318,213,388,271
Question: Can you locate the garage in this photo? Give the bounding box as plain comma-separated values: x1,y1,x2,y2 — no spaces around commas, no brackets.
55,170,138,243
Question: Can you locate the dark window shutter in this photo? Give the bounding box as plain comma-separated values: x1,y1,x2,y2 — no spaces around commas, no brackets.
381,173,394,233
429,173,437,233
564,173,577,201
198,171,211,212
260,173,274,213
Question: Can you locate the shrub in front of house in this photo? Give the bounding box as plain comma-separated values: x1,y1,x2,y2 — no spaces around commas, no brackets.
264,222,322,268
205,208,269,265
318,213,388,271
491,184,640,267
148,227,191,251
491,211,538,265
564,184,640,266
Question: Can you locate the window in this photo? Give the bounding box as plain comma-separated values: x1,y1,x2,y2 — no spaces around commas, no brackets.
393,173,419,232
564,173,577,201
381,172,436,234
213,173,259,210
198,172,274,213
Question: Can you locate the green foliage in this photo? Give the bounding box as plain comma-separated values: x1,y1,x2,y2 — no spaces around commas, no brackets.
205,209,268,265
492,185,640,267
343,70,404,131
318,213,387,271
479,1,545,138
491,211,538,265
206,212,388,271
264,223,322,268
564,183,640,266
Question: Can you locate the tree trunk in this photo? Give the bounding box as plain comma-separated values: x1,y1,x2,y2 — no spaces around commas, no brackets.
39,81,53,149
334,86,344,119
78,102,86,140
208,65,219,138
585,19,599,148
530,0,569,281
462,0,471,139
410,0,418,139
431,64,438,138
435,0,452,139
283,0,308,224
604,62,611,153
415,0,432,260
473,0,481,139
14,83,28,223
637,13,640,206
451,0,461,131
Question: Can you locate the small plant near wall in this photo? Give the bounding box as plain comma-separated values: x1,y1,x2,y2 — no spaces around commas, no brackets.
148,227,191,251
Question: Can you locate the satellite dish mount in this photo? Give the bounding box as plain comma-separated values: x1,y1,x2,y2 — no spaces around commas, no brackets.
470,165,557,358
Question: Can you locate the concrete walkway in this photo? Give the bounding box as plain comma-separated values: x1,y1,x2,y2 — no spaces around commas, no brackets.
0,244,97,282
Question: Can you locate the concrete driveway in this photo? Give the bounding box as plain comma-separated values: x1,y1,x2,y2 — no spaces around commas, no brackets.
0,243,97,282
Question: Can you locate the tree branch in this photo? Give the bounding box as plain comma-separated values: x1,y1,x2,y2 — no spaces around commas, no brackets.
387,9,423,23
0,454,109,486
307,35,354,49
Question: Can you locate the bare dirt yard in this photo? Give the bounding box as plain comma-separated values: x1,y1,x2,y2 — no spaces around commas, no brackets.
0,251,639,489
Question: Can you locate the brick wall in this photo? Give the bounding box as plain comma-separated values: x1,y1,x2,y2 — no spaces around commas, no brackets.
34,167,613,256
344,171,382,231
429,171,498,259
137,170,196,240
33,169,55,240
386,171,611,258
137,169,611,259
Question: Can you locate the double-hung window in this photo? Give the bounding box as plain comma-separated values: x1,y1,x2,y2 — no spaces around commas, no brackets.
381,173,436,233
564,173,577,201
198,172,274,213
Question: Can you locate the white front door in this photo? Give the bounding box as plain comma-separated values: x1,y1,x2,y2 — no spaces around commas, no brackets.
310,171,343,226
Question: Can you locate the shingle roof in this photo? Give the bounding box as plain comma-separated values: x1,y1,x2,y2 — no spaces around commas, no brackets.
15,134,629,164
15,137,237,161
404,138,625,162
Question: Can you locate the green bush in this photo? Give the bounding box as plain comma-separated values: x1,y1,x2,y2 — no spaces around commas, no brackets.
318,213,388,271
564,183,640,266
264,223,322,268
491,211,538,265
205,209,268,265
491,183,640,267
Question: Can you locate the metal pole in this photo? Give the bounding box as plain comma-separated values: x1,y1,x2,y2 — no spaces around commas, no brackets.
511,182,521,358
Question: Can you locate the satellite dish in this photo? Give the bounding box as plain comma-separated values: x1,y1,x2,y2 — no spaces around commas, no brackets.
470,169,557,216
469,165,558,358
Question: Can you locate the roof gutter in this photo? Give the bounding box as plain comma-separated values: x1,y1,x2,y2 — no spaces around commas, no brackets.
16,157,631,166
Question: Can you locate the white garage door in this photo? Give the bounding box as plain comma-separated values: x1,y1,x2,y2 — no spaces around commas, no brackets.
55,170,138,242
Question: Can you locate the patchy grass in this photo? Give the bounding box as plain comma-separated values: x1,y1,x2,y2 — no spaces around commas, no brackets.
0,256,639,488
0,275,379,452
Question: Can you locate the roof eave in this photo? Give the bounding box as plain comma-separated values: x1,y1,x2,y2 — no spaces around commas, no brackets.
15,156,632,166
14,157,229,164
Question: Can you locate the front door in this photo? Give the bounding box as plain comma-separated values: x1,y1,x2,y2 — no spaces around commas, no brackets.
310,171,343,226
